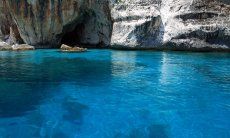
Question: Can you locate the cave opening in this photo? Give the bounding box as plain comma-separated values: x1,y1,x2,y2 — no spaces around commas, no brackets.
59,10,112,49
60,23,85,47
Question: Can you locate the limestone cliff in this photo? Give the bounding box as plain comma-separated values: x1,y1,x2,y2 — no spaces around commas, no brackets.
110,0,163,49
110,0,230,51
0,1,23,44
1,0,112,48
160,0,230,51
0,0,229,51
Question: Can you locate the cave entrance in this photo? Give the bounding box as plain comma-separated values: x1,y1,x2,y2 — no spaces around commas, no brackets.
60,23,84,47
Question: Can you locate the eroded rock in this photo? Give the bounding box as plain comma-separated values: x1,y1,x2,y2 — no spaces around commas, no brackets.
3,0,112,48
12,44,35,51
160,0,230,50
0,1,23,44
60,44,87,52
0,0,229,51
0,41,12,51
110,0,163,48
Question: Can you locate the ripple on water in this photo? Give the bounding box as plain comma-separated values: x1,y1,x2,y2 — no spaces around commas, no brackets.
0,50,229,137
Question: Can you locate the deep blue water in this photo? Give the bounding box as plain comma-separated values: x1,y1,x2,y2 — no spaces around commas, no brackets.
0,49,229,138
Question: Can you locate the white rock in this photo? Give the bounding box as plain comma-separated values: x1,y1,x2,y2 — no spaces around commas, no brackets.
12,44,35,51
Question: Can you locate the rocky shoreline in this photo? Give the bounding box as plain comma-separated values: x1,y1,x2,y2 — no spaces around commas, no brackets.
0,42,35,51
0,0,229,52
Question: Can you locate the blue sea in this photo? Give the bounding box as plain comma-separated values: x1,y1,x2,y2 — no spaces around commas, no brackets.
0,49,229,138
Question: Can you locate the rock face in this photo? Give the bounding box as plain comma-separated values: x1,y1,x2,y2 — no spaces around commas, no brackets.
12,44,35,51
60,44,87,52
2,0,112,48
110,0,163,49
160,0,230,51
0,1,23,45
0,42,35,51
1,0,230,51
110,0,230,51
0,41,12,51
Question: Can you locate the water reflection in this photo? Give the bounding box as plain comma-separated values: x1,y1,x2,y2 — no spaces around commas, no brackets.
159,52,171,85
110,50,156,92
111,51,138,77
0,50,229,137
0,50,112,117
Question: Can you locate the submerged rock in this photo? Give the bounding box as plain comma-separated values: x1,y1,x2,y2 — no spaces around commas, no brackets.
60,44,87,52
12,44,35,51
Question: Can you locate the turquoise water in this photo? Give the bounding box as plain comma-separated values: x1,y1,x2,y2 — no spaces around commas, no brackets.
0,49,229,138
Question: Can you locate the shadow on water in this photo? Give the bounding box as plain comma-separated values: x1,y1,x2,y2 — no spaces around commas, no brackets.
0,82,48,118
0,52,112,118
0,57,112,84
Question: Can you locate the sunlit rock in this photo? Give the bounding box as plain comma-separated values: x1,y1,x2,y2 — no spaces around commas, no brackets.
0,0,229,51
110,0,163,48
160,0,230,50
110,0,230,51
12,44,35,51
60,44,87,52
0,41,12,51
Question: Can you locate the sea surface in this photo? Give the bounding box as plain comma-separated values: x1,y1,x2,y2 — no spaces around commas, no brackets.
0,49,229,138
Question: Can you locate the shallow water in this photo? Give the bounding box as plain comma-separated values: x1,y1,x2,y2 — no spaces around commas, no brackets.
0,49,229,138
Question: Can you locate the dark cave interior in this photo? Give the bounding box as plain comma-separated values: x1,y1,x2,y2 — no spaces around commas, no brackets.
60,23,85,47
